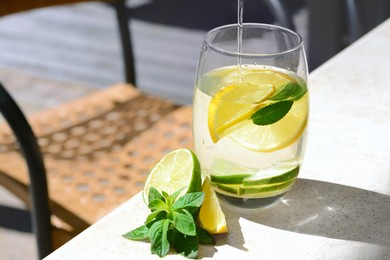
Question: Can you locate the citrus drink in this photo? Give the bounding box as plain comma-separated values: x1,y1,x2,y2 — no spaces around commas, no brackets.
193,65,309,208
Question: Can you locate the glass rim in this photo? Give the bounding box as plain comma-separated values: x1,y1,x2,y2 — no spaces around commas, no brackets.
204,23,304,58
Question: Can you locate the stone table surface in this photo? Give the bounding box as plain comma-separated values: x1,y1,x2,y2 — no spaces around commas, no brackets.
44,18,390,260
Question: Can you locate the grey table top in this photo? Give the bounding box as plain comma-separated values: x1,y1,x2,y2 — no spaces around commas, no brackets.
45,18,390,260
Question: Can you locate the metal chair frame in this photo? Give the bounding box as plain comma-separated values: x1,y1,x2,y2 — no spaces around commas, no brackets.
112,0,294,86
0,82,52,259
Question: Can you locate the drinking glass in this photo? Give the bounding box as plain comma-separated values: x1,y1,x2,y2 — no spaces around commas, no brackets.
193,23,309,208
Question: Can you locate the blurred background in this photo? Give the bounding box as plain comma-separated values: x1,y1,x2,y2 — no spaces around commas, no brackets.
0,0,389,258
0,0,388,106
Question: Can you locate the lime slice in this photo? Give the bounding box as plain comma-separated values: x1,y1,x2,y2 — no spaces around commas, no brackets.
210,160,300,198
142,149,202,204
208,81,275,143
212,183,240,195
210,174,251,185
209,158,256,184
239,179,295,196
243,161,300,186
212,181,295,199
198,177,228,234
230,94,308,152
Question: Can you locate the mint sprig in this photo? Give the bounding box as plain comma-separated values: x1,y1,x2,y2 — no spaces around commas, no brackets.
122,187,215,258
251,81,307,126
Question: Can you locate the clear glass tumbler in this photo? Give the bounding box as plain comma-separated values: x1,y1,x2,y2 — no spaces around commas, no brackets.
193,23,309,208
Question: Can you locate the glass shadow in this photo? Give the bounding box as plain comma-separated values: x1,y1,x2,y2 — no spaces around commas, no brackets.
233,178,390,246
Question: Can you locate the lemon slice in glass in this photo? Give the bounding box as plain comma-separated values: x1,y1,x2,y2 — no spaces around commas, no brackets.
208,68,299,144
208,82,275,143
142,148,202,204
230,94,308,152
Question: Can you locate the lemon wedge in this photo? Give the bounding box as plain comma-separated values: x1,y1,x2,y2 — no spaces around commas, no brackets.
198,177,228,234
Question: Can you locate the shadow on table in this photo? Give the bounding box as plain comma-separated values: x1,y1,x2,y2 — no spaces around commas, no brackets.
199,178,390,258
230,178,390,246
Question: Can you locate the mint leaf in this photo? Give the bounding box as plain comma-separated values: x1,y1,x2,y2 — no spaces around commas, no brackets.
270,82,300,101
146,207,167,224
172,192,204,210
251,100,293,125
149,219,170,258
291,81,307,101
291,88,307,101
122,189,214,259
167,187,186,206
148,186,164,204
270,81,307,102
147,194,169,223
196,226,215,245
186,207,201,219
162,191,170,200
172,229,198,259
122,225,149,240
148,199,167,211
172,210,196,236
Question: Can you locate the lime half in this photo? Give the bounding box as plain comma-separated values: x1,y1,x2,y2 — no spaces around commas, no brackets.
142,149,202,204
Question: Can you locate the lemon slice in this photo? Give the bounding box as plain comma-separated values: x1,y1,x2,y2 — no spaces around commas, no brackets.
208,83,275,143
208,69,297,143
230,94,308,152
198,177,228,234
142,149,202,204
